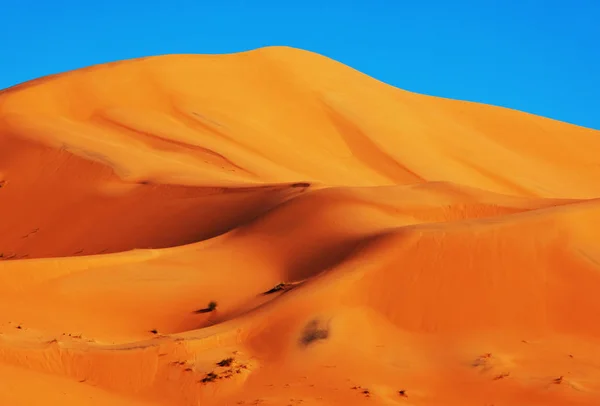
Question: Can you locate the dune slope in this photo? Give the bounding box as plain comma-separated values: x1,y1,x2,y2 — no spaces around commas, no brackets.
1,46,600,406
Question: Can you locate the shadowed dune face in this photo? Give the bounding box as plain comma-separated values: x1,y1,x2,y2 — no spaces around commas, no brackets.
1,47,600,406
0,133,309,259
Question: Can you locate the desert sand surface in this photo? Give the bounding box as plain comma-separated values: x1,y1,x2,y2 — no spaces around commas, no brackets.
1,46,600,406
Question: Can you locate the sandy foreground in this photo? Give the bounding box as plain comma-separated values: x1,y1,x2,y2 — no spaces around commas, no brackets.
1,46,600,406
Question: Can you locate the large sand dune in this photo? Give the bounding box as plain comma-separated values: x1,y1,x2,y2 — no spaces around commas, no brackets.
1,46,600,405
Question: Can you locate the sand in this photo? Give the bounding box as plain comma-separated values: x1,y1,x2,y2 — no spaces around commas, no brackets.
1,46,600,405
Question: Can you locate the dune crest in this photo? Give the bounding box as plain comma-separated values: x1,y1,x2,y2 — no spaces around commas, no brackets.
1,46,600,405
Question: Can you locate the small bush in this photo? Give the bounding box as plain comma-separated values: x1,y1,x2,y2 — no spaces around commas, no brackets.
300,319,330,346
195,301,218,314
217,357,234,367
262,283,287,295
201,372,218,383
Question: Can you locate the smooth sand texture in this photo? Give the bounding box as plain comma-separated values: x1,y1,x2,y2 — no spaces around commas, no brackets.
1,46,600,405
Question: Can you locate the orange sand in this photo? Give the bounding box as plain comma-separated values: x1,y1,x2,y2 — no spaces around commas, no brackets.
1,46,600,406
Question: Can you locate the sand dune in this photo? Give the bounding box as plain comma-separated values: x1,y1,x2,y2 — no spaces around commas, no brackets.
1,46,600,405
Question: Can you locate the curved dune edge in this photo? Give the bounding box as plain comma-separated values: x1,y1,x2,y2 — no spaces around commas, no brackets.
1,46,600,405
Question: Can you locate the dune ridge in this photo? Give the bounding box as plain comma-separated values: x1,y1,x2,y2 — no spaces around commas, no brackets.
1,46,600,405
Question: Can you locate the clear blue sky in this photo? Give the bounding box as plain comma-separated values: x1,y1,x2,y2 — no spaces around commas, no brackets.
2,1,599,129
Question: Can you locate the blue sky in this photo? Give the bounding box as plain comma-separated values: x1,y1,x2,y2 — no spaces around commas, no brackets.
2,1,599,129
